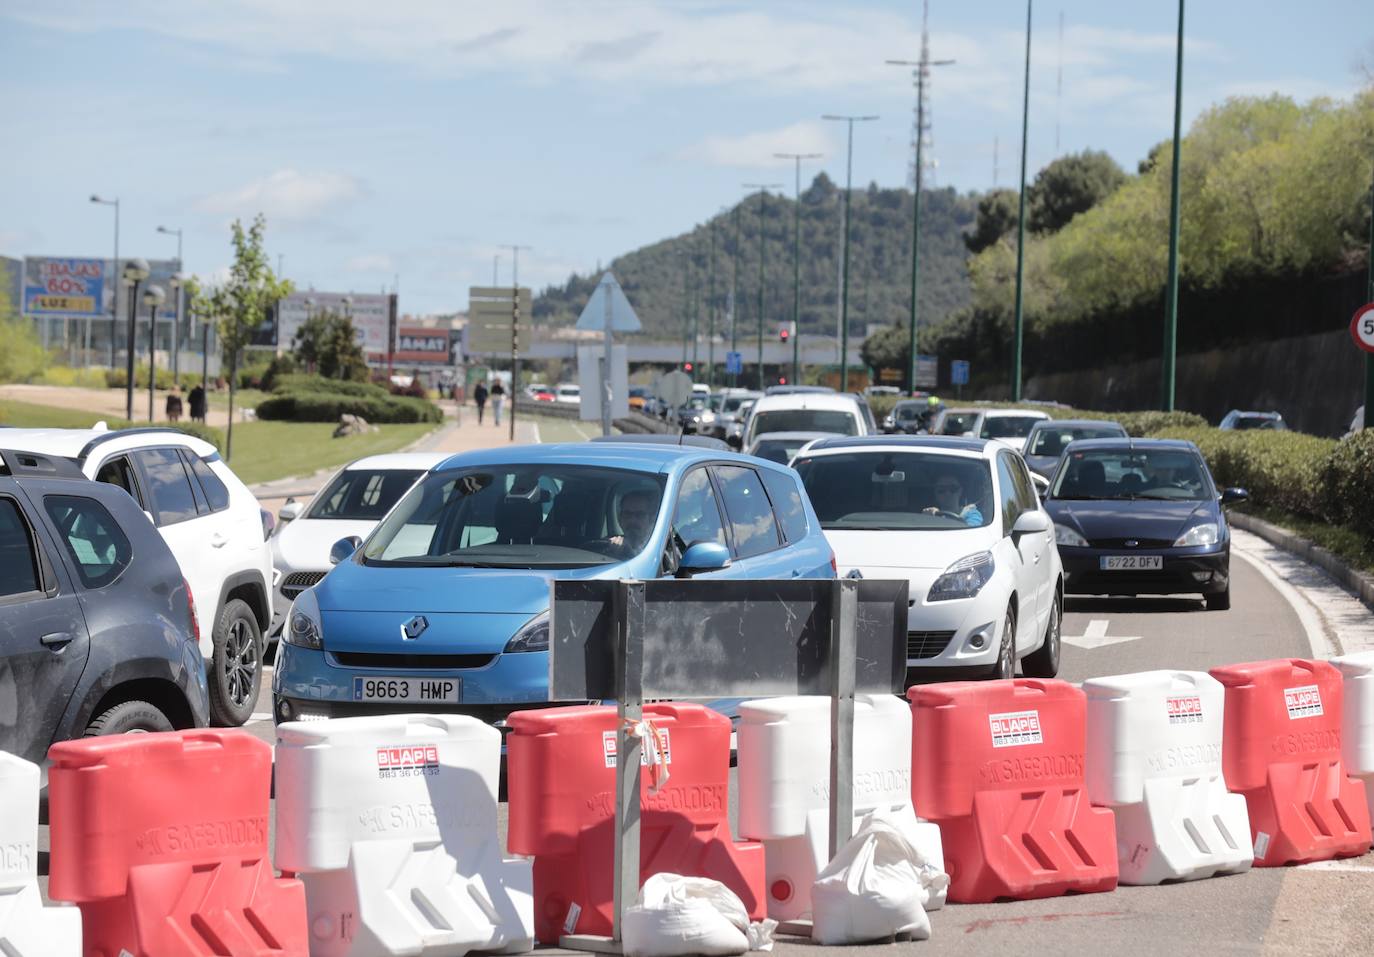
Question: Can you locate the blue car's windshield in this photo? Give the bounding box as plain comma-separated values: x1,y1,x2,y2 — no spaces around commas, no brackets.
1050,449,1211,501
362,465,666,568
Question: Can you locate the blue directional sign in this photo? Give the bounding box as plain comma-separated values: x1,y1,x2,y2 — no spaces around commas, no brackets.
725,351,744,375
951,360,970,386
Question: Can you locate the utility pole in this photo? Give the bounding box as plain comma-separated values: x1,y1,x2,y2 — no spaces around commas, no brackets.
90,195,120,367
707,217,717,389
889,4,955,397
744,184,782,389
690,237,700,373
730,202,743,387
822,114,879,392
1011,0,1033,402
775,152,822,387
1161,0,1185,411
503,244,530,441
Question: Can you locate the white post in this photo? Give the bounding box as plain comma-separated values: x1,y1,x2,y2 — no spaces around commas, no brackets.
602,276,614,437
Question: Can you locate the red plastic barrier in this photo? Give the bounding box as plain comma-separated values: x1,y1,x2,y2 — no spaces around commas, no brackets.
908,679,1118,903
47,729,307,956
507,703,764,944
1210,658,1372,866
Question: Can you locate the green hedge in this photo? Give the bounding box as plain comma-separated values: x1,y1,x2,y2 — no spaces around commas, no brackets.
254,392,443,424
106,365,186,391
1320,429,1374,542
271,374,391,400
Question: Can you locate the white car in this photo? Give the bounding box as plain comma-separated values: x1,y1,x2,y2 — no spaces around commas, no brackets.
741,392,875,449
555,384,581,405
3,426,275,725
792,435,1063,680
268,452,449,643
930,408,1049,448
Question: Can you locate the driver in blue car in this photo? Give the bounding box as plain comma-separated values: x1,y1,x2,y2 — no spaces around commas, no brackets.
608,488,657,557
924,472,984,527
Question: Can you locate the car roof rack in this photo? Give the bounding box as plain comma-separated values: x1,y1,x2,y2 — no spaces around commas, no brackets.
0,449,89,480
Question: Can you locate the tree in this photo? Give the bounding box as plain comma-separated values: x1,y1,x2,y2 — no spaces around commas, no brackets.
291,309,368,381
964,190,1020,253
0,282,49,384
1027,150,1127,234
203,216,291,460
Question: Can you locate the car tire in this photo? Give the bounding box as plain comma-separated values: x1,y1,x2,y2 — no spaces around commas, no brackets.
1205,586,1231,611
989,607,1016,680
1021,592,1061,679
84,700,174,736
208,598,263,727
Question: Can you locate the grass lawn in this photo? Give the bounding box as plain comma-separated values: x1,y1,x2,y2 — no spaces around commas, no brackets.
207,388,271,410
1,398,438,486
526,413,619,444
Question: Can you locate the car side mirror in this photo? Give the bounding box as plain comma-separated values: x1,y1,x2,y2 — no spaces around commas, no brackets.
278,500,304,523
1030,473,1050,497
1220,487,1249,506
1011,510,1050,540
330,535,362,565
677,542,731,576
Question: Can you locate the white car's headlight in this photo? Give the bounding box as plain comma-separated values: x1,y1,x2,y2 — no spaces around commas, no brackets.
1174,522,1219,547
927,551,995,602
1055,523,1088,547
504,611,550,653
285,590,323,650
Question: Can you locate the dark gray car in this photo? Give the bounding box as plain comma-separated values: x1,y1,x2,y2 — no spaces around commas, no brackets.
0,449,209,770
1022,419,1129,479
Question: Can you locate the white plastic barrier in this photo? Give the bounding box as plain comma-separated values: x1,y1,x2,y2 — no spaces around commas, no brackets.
736,694,945,922
274,715,534,957
1084,670,1253,885
1332,651,1374,830
0,752,81,956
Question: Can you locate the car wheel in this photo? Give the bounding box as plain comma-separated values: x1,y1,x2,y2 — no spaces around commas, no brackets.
84,700,174,736
989,607,1016,680
1205,586,1230,611
208,598,263,727
1021,592,1061,678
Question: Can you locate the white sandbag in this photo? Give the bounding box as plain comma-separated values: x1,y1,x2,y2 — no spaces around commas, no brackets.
622,873,777,957
810,809,949,945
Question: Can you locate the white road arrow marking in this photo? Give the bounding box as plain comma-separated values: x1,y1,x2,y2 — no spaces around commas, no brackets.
1061,619,1142,650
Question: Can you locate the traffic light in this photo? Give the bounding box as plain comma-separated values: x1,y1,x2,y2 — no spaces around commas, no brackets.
779,326,789,342
777,375,787,385
683,362,693,373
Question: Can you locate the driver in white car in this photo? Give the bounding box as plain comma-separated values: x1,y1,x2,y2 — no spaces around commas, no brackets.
923,472,985,527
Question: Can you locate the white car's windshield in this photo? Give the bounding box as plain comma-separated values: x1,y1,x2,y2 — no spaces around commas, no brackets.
751,409,857,439
793,452,994,530
307,469,423,521
1050,449,1211,501
363,465,665,567
938,412,978,435
981,416,1041,439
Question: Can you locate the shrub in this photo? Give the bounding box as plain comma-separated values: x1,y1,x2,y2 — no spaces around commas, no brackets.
1151,426,1336,519
106,365,178,390
1111,411,1210,437
272,374,390,400
1320,429,1374,542
259,354,297,392
36,366,109,389
254,392,443,424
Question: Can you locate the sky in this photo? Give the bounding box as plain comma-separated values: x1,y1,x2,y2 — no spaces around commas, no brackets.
1,0,1370,315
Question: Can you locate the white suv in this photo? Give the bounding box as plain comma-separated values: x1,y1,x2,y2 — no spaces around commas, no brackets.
268,452,447,642
2,426,274,726
792,435,1063,680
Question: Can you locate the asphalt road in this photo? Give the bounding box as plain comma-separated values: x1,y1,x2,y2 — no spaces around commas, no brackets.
39,534,1374,955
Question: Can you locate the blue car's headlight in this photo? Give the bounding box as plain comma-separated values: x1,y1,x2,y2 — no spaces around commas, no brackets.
285,590,323,650
504,611,549,653
927,551,995,602
1174,522,1219,547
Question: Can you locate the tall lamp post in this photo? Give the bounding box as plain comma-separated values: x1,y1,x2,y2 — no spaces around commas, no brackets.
142,285,166,421
1161,0,1186,411
822,114,879,392
158,225,184,384
90,195,120,367
1011,0,1033,402
774,152,822,387
121,259,149,420
743,183,782,389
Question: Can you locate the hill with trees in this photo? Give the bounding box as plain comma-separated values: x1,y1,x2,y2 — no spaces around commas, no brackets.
533,173,977,341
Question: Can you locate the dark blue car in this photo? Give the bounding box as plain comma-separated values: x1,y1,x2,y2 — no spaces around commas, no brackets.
1042,438,1247,610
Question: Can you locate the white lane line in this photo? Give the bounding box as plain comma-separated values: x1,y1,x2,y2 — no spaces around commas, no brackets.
1231,533,1342,659
531,420,542,444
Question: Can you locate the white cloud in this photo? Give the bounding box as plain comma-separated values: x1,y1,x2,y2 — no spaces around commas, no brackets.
196,169,362,224
676,121,835,169
346,253,394,273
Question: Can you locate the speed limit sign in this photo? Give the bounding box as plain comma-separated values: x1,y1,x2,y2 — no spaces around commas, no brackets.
1353,302,1374,354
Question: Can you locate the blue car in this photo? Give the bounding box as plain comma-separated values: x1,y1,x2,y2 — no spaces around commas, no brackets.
272,443,834,725
1043,438,1248,610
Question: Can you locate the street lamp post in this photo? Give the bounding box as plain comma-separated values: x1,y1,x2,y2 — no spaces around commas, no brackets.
730,203,743,387
90,195,120,367
744,184,782,389
822,114,879,392
158,225,184,384
1011,0,1033,402
707,216,718,389
774,152,822,387
142,285,166,421
1161,0,1186,411
121,258,150,420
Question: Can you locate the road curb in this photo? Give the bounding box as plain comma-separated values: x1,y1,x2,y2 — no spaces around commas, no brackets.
1229,510,1374,614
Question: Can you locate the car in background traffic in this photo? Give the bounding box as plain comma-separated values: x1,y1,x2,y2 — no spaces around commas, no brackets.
1022,418,1128,478
709,389,762,440
273,443,835,726
0,449,208,770
555,384,581,405
746,431,832,465
863,385,902,399
525,382,551,399
1043,438,1247,610
3,426,273,727
793,436,1062,680
1219,410,1286,431
725,398,757,449
742,391,874,449
678,393,713,433
883,400,936,435
268,452,449,645
927,407,1050,448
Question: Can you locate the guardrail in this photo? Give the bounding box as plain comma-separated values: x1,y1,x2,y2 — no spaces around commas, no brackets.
513,399,675,436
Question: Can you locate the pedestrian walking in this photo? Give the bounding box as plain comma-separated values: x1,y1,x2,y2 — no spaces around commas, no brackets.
188,383,207,424
165,386,184,423
491,381,505,427
474,380,489,424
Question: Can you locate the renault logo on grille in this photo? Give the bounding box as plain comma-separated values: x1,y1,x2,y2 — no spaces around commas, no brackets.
1124,540,1139,548
401,615,429,641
